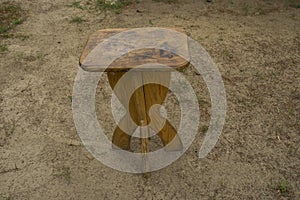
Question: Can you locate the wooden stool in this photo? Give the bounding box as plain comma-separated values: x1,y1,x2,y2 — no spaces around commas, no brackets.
79,28,189,153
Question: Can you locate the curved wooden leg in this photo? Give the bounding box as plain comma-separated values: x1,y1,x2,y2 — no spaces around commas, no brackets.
157,121,183,151
108,71,182,151
108,71,148,150
142,72,183,151
112,113,138,150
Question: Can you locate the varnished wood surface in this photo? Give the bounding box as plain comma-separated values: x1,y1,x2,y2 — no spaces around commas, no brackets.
143,72,183,151
108,71,182,151
81,28,187,151
79,28,190,72
108,71,148,150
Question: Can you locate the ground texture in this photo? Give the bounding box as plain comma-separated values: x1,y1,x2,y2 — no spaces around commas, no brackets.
0,0,299,199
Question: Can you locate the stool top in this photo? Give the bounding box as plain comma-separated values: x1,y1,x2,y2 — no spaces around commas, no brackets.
79,28,190,72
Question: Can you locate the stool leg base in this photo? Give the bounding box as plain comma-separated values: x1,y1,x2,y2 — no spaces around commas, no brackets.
157,121,183,151
112,126,132,150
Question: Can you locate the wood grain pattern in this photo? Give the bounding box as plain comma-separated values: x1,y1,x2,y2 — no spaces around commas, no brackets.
81,28,188,152
79,28,190,72
108,71,148,150
142,72,183,151
108,71,182,151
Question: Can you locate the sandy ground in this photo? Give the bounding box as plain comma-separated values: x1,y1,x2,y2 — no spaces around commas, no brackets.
0,0,299,199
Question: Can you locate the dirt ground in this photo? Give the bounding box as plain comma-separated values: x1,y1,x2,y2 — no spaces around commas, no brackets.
0,0,299,199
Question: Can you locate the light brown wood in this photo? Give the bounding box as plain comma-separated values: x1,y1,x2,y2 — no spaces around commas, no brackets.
79,28,189,72
80,28,188,152
108,71,182,151
142,72,183,151
108,71,148,150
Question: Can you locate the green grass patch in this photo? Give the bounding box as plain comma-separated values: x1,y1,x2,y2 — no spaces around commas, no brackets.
13,18,24,25
1,33,13,38
290,3,300,8
70,16,87,23
0,194,12,200
0,45,8,52
0,2,26,37
96,0,131,14
289,0,300,8
273,180,290,196
69,1,85,10
15,33,30,41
